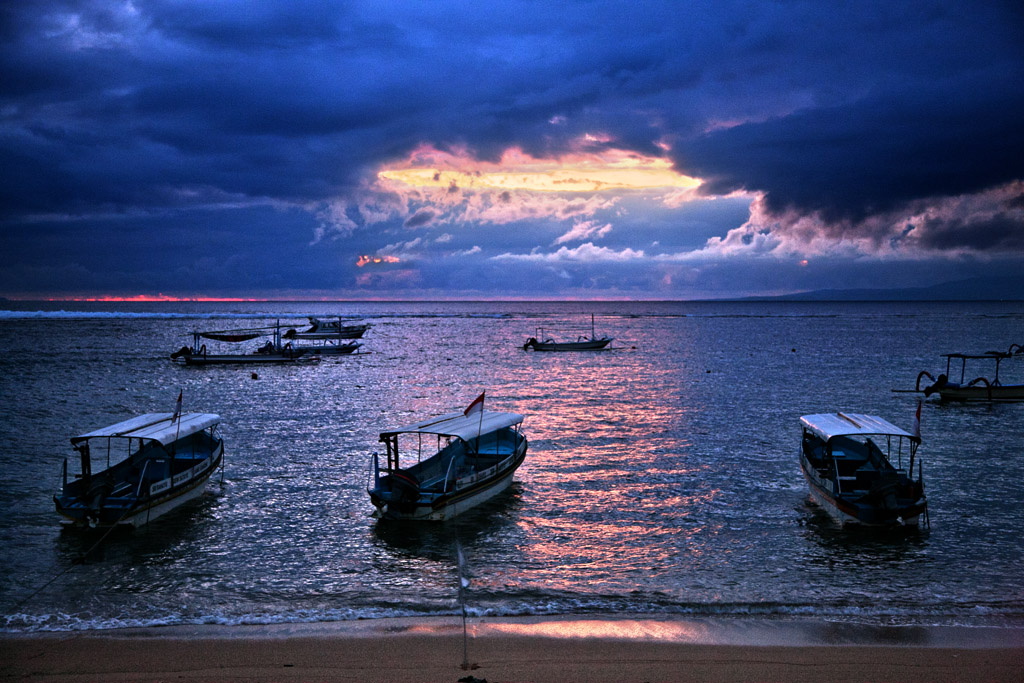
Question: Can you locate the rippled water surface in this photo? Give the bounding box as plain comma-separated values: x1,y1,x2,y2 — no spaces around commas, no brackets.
1,301,1023,631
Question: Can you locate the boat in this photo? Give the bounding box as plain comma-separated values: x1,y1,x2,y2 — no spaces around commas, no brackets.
54,411,224,528
366,394,527,521
902,345,1024,402
170,325,321,366
283,318,371,341
523,314,612,351
799,411,927,528
288,340,362,356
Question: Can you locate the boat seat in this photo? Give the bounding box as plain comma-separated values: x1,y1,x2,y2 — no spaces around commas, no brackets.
111,482,134,496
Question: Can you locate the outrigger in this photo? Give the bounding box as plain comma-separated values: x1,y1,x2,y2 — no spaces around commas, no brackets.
523,314,612,351
897,344,1024,402
170,323,321,366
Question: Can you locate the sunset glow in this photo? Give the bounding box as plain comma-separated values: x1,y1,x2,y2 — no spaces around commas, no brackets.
356,255,401,267
49,295,264,302
378,144,701,193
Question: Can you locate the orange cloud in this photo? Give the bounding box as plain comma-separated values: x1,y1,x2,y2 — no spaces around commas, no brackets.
356,254,401,267
378,142,700,194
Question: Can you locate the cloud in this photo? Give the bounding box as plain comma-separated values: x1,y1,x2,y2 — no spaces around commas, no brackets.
493,242,645,263
554,219,612,245
1,0,1022,299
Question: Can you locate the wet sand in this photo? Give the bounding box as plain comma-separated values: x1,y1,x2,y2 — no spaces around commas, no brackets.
4,616,1023,682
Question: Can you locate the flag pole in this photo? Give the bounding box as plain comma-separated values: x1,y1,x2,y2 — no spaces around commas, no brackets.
456,538,470,670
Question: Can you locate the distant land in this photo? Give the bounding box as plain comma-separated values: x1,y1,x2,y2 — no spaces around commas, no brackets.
733,276,1024,302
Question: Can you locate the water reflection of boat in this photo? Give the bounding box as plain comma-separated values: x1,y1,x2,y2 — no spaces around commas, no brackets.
523,314,612,351
170,325,321,365
799,412,928,528
284,318,370,340
54,412,224,528
903,345,1024,402
367,395,528,521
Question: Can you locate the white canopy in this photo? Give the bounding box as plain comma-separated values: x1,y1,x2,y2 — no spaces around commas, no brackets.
71,412,220,447
381,409,524,442
800,412,913,441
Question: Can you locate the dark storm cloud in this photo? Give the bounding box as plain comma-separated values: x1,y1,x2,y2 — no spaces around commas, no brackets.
679,79,1024,225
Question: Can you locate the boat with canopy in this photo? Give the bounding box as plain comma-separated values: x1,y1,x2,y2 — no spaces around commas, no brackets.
897,344,1024,402
523,314,612,351
54,411,224,528
799,411,928,528
283,318,371,341
170,324,321,365
366,394,527,521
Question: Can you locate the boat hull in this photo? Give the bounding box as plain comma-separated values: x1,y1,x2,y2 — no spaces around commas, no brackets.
372,443,527,521
56,444,224,528
526,338,612,351
799,451,925,527
936,384,1024,402
173,354,320,366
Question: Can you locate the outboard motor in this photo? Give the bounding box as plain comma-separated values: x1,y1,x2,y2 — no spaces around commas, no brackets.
373,469,420,514
923,373,948,396
169,345,193,359
868,473,900,510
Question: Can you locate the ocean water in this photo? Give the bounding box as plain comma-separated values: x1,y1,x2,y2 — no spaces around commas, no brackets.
1,300,1023,632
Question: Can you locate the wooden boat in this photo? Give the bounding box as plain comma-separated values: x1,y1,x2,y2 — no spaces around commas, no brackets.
367,397,527,521
54,412,224,528
523,314,612,351
283,318,370,340
289,340,361,356
905,345,1024,402
170,326,321,366
799,412,927,528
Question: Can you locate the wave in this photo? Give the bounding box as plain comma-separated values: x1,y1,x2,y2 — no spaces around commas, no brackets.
6,598,1021,633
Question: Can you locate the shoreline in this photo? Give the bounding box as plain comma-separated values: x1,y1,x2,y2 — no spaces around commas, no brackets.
5,615,1023,682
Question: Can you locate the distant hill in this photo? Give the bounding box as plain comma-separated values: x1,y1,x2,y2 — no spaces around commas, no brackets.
739,276,1024,302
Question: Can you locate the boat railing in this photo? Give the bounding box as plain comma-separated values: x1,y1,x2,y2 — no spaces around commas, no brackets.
134,460,151,499
443,454,460,492
366,452,380,492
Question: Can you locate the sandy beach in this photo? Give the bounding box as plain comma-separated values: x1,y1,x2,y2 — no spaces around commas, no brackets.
4,616,1023,682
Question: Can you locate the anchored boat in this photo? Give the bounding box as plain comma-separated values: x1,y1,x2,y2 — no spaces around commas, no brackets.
54,412,224,528
523,314,612,351
799,411,927,528
170,324,321,365
367,395,527,521
283,318,371,340
903,345,1024,402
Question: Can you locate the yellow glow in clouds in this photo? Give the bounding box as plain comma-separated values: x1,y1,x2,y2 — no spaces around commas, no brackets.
379,145,700,193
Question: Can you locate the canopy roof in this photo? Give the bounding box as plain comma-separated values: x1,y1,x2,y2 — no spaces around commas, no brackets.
800,413,913,441
71,412,220,447
380,409,524,442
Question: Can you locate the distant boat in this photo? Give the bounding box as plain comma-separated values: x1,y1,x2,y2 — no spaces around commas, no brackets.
367,395,527,521
289,340,362,356
902,345,1024,402
283,318,370,340
170,325,321,366
54,412,224,528
799,412,927,528
523,314,612,351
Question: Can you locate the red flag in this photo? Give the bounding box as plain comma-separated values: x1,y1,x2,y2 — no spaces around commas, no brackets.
464,391,485,417
172,390,182,422
912,399,922,440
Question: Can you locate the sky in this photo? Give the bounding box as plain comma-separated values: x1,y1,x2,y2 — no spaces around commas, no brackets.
2,0,1023,300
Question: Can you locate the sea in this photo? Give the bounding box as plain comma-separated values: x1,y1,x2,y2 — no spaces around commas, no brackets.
1,300,1023,633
